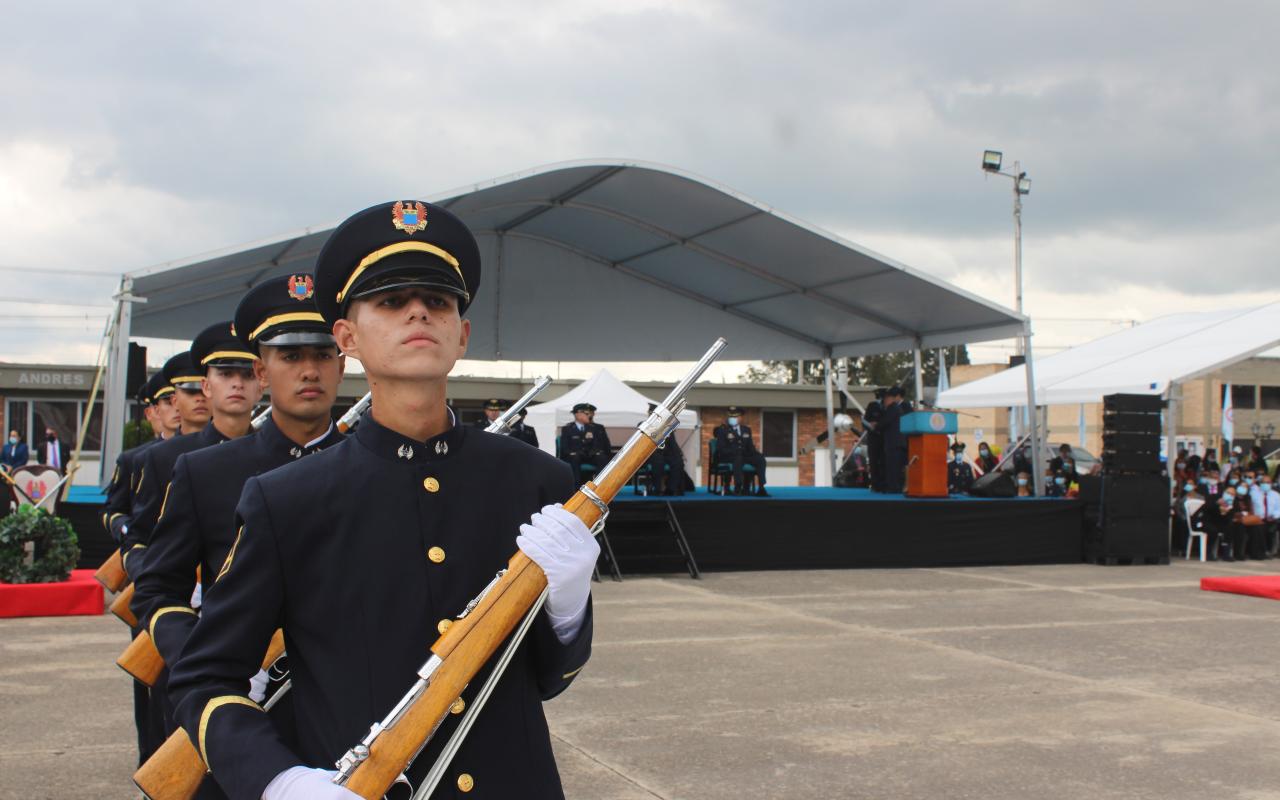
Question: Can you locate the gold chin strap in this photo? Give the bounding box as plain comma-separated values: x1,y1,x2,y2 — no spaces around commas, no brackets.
336,241,464,304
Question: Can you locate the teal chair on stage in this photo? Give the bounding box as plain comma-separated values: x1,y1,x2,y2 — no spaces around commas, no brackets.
708,438,756,495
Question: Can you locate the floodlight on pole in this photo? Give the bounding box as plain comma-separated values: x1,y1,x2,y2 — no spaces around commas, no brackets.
980,149,1031,354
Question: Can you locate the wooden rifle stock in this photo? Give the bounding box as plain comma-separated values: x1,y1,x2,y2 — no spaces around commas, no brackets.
131,629,289,798
120,625,285,688
110,583,137,627
94,549,128,592
134,729,207,800
341,442,657,798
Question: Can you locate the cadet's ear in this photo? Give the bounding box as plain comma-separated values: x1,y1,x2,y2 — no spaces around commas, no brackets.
253,356,270,391
456,318,470,359
201,375,213,399
333,318,359,360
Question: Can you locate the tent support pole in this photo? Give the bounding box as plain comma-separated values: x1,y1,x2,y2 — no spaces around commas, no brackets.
823,353,837,486
912,346,924,403
1022,322,1045,497
1166,383,1180,554
101,277,134,485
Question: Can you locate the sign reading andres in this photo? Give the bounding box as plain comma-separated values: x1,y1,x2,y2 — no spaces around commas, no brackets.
16,371,87,387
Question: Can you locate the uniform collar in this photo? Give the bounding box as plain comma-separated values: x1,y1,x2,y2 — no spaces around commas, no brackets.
355,407,463,463
198,421,231,447
256,415,343,460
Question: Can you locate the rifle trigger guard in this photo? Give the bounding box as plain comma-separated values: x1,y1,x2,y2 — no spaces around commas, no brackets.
580,485,609,536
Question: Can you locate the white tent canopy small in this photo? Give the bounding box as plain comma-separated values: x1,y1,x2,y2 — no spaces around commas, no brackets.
938,303,1280,409
523,369,698,465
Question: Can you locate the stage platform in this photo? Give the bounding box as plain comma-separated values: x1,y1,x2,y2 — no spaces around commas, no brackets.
606,486,1085,574
59,485,1085,576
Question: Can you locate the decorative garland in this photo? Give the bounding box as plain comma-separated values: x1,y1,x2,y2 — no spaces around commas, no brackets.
0,505,80,584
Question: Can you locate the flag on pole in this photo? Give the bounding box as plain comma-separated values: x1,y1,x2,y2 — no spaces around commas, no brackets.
1222,383,1234,449
936,349,949,396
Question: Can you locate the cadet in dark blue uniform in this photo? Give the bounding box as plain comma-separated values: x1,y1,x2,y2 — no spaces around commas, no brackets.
559,402,611,480
169,201,598,800
946,442,974,495
712,406,769,496
102,371,178,767
880,387,912,494
131,277,346,795
126,327,263,758
103,373,177,549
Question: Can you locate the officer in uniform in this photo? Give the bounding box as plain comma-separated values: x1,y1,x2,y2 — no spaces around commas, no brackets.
169,200,598,800
881,387,910,493
132,277,346,785
863,389,886,492
713,406,769,496
560,402,611,479
509,407,539,448
475,398,506,429
101,371,178,767
643,402,685,496
947,442,974,495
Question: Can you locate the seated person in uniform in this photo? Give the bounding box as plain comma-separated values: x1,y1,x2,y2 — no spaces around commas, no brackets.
643,402,685,496
509,407,539,448
946,442,974,495
559,402,610,478
712,406,768,496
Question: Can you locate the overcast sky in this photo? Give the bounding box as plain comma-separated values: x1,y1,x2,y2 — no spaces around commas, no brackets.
2,1,1277,381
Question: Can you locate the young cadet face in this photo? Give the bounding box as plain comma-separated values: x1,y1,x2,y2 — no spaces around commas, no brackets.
152,395,181,434
174,386,211,427
334,287,470,383
202,366,263,417
255,345,345,423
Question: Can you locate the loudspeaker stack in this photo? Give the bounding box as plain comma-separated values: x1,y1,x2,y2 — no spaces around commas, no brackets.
1085,393,1170,564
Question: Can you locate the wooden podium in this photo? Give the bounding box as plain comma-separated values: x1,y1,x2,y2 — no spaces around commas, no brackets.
900,411,958,498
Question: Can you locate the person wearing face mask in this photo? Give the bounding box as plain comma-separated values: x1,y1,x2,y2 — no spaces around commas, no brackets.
1048,444,1079,486
1015,471,1033,498
946,442,974,495
974,441,998,475
713,405,769,496
1174,479,1207,557
36,425,71,473
1254,476,1280,556
1202,448,1221,475
1,430,27,473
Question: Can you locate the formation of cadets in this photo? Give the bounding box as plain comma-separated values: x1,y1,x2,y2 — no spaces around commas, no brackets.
101,200,600,799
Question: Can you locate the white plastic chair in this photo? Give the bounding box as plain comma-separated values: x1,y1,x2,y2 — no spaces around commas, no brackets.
1183,497,1206,561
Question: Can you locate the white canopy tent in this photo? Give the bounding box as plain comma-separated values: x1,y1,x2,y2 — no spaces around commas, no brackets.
938,304,1280,408
522,368,699,467
101,160,1037,488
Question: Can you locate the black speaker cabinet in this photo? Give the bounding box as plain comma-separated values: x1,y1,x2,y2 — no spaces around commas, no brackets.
1103,394,1164,413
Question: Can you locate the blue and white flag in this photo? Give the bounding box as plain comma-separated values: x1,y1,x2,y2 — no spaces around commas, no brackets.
1222,383,1234,447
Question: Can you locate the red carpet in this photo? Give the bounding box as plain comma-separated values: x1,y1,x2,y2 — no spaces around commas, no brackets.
1200,574,1280,601
0,569,105,618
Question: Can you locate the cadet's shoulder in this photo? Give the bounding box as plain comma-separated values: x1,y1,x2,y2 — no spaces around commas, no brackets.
179,432,258,474
251,435,353,490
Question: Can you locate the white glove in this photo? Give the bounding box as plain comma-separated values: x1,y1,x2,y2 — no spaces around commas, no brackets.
517,504,599,643
248,668,269,703
262,766,359,799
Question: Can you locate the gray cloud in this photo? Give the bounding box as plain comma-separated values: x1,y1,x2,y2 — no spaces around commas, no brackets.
0,0,1278,364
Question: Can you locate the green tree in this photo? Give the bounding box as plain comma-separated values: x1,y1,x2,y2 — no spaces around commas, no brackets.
740,346,971,401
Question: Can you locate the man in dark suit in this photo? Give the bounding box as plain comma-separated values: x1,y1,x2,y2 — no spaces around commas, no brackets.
36,427,71,473
881,387,910,493
510,408,540,448
713,406,769,496
863,389,886,492
1,430,28,473
560,402,611,479
644,402,685,496
474,398,506,429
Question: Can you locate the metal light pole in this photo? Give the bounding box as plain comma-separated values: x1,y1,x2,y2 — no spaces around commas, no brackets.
981,150,1031,355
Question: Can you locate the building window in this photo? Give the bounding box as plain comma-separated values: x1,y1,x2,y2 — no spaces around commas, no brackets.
761,410,795,459
5,399,104,454
5,401,28,443
1222,384,1256,410
32,401,79,445
1262,386,1280,411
